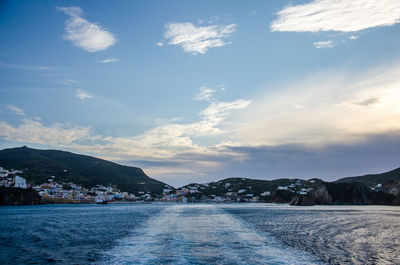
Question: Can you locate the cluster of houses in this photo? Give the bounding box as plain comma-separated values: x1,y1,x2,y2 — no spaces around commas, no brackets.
160,179,320,203
32,180,140,203
161,185,268,202
0,166,155,203
162,183,262,203
0,167,27,188
1,165,340,204
276,181,314,195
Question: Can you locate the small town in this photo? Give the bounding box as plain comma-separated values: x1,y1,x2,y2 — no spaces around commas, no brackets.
0,166,151,203
1,165,391,205
0,165,312,203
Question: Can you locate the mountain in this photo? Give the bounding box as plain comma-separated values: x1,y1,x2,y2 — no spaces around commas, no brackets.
176,169,400,205
336,167,400,187
0,146,167,195
179,177,324,202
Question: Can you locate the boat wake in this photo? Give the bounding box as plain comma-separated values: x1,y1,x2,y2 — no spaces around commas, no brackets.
101,204,323,264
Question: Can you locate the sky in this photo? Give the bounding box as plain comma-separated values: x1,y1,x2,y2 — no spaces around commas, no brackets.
1,0,400,187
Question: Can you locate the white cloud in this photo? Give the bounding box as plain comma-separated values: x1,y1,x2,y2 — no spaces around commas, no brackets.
314,40,335,49
0,119,93,146
0,92,250,162
57,6,116,52
156,42,164,47
101,58,118,63
62,79,77,86
200,100,251,121
235,62,400,146
0,62,55,71
271,0,400,32
6,105,25,116
164,22,237,54
195,87,216,102
76,89,92,100
349,35,359,40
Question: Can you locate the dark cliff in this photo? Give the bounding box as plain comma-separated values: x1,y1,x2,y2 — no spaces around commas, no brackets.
291,182,399,206
0,187,42,206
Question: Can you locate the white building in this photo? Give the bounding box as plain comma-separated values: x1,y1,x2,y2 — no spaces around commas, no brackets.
260,191,271,196
277,186,289,190
14,176,27,189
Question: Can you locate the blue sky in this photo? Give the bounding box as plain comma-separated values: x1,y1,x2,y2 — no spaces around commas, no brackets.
1,0,400,186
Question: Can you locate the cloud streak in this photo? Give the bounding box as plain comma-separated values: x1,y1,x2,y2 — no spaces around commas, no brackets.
271,0,400,32
6,105,25,116
195,87,216,102
314,40,335,49
164,22,237,54
101,58,118,63
58,6,116,52
76,89,92,100
0,62,56,71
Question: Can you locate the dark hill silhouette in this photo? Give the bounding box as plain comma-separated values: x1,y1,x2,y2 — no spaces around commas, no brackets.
0,146,167,195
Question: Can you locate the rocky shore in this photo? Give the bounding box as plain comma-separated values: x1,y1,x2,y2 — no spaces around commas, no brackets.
0,187,43,206
290,181,400,206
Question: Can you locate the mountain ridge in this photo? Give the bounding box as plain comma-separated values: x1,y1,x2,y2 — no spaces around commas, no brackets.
336,167,400,187
0,146,167,195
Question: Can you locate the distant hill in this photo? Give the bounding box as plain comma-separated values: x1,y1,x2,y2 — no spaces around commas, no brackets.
191,177,311,195
0,146,167,195
336,167,400,187
181,177,324,200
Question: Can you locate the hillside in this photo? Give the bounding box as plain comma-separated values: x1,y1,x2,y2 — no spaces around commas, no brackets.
336,167,400,187
0,146,167,195
179,177,324,202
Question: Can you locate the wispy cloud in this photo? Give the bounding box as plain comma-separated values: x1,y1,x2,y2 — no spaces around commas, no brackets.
271,0,400,32
0,62,56,71
76,89,92,100
163,22,237,54
0,119,94,146
349,35,359,40
62,79,77,86
354,97,379,106
6,105,25,116
0,89,250,162
195,87,216,102
101,58,118,63
314,40,335,49
57,6,116,52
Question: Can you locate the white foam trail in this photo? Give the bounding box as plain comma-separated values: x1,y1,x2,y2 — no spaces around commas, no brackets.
101,204,324,265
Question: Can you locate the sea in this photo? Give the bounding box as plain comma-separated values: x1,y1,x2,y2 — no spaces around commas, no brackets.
0,203,399,264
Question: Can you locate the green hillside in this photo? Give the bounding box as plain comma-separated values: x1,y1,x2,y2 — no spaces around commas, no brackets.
182,177,323,197
336,167,400,187
0,146,167,196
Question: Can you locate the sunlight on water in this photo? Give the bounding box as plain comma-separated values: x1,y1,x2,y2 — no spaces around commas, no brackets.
101,204,324,265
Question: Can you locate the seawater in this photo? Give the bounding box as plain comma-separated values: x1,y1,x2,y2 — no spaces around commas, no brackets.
0,204,399,264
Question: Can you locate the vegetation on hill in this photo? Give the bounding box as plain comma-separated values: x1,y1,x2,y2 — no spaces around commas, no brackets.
179,177,324,202
336,167,400,187
0,146,167,195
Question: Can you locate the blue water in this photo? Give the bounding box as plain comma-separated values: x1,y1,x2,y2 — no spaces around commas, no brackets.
1,204,399,264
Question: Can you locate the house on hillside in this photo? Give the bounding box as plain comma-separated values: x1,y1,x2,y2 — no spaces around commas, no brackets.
14,176,27,189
